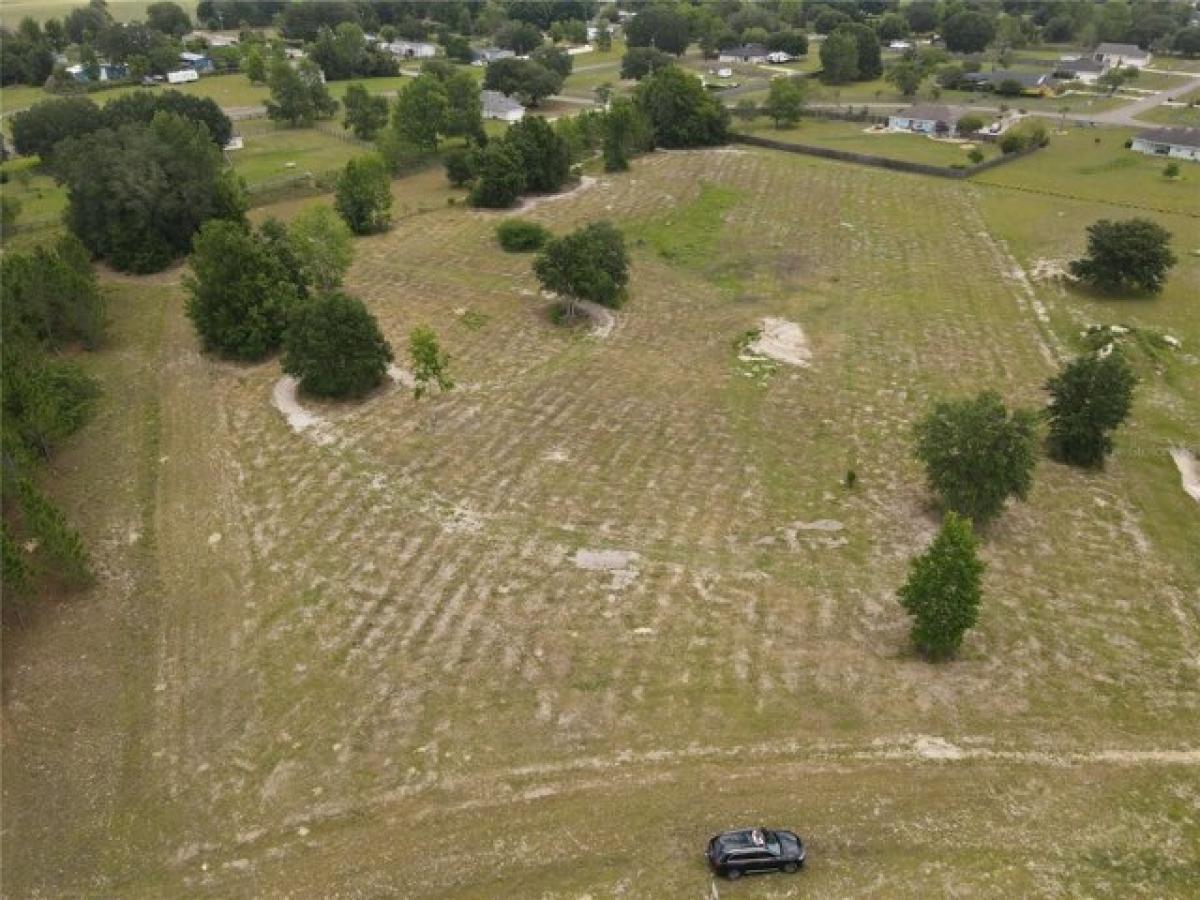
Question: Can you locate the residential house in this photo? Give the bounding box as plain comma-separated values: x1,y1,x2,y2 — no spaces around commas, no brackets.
719,43,768,64
889,40,913,51
888,104,962,136
1054,57,1105,84
766,51,793,64
961,69,1054,96
180,51,214,72
385,40,438,59
1131,127,1200,161
482,90,525,122
586,24,616,41
1093,42,1151,68
185,30,239,47
471,47,515,66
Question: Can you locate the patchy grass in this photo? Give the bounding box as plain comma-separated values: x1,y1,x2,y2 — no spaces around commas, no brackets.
230,119,368,189
740,116,1003,166
4,142,1198,898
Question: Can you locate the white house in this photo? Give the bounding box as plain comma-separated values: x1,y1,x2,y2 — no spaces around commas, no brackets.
586,24,616,41
888,103,962,136
166,68,200,84
471,47,515,66
482,90,525,123
385,40,437,59
1131,127,1200,162
719,43,768,64
889,40,913,50
765,51,792,64
1093,42,1151,68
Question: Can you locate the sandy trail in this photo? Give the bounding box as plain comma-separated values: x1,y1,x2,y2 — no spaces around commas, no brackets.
576,300,616,339
512,176,599,213
271,377,335,446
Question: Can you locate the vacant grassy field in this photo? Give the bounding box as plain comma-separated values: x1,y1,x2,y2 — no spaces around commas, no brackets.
738,117,1002,166
3,142,1198,897
230,119,368,188
973,125,1200,214
0,0,196,25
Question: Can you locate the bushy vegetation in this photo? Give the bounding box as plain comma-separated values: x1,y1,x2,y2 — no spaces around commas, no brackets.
633,66,729,149
335,154,393,234
496,219,551,252
914,391,1039,526
1,236,105,601
57,112,246,273
1070,218,1176,294
898,512,985,661
534,221,630,317
1044,352,1137,468
266,57,339,126
283,292,393,399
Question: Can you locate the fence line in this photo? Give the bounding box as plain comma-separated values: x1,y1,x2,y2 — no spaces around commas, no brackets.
730,132,1043,179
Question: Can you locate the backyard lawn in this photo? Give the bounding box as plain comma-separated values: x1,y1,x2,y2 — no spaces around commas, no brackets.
230,119,368,189
738,116,1002,167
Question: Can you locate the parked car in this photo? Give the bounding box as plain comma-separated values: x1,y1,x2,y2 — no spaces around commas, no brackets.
705,827,806,880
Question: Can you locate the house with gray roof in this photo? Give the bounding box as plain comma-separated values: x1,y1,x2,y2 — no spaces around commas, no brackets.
482,90,525,122
1131,127,1200,162
888,104,963,136
718,43,768,63
1054,57,1106,84
1093,42,1151,68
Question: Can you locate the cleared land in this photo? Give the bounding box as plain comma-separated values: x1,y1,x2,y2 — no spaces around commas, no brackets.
738,117,1002,166
3,141,1199,897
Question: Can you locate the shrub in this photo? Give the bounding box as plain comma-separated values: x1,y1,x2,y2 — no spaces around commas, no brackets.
999,132,1026,154
443,147,474,187
335,154,392,234
1044,352,1137,468
534,220,630,315
898,512,985,661
1069,218,1176,294
956,114,984,135
967,147,984,164
1164,160,1180,178
282,292,393,398
496,219,551,252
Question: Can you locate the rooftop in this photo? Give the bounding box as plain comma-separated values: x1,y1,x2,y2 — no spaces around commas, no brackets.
1135,126,1200,148
1095,42,1149,56
481,89,524,114
894,103,961,123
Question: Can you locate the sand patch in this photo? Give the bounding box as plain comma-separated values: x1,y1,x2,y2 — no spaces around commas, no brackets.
271,377,335,446
387,365,416,389
573,549,640,590
577,300,616,339
1030,258,1078,282
742,317,811,368
1169,448,1200,502
512,176,598,213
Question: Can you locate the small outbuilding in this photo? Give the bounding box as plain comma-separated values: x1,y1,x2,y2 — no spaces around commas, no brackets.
180,51,214,72
472,47,515,66
1131,127,1200,162
888,103,962,136
384,40,437,59
482,90,525,123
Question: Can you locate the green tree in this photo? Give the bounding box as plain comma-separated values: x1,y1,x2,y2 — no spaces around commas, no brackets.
956,113,985,135
633,65,729,148
469,141,526,208
942,10,996,53
625,4,691,55
283,292,393,398
504,115,571,193
342,82,389,139
266,58,338,126
764,75,807,127
1,194,21,238
10,96,104,160
898,512,985,661
335,153,393,234
844,23,882,80
914,391,1039,526
443,147,475,187
496,218,551,252
244,45,266,83
443,70,484,141
483,57,563,107
602,96,654,171
391,73,449,151
408,326,454,401
288,205,353,294
1,234,104,349
885,59,923,97
534,220,629,317
734,97,759,125
497,20,545,54
621,46,673,80
877,12,910,43
1044,351,1137,468
819,28,859,84
532,44,573,79
1069,218,1176,294
57,113,246,273
145,1,191,37
184,220,298,360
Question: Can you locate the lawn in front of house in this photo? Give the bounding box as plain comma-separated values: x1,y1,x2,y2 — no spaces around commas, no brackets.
738,116,1002,167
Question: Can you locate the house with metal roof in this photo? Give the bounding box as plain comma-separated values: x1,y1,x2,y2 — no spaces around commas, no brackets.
1131,127,1200,162
482,90,525,122
888,104,963,135
1093,42,1151,68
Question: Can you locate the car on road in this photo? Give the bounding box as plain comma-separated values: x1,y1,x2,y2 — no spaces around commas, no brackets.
705,827,806,880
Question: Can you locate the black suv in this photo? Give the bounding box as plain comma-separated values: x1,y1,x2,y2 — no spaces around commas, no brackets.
706,828,806,880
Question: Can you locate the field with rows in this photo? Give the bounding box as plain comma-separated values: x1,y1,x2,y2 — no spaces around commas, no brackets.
4,144,1199,897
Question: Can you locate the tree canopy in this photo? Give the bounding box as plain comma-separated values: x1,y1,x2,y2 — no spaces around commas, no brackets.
1069,218,1176,294
898,512,985,661
504,115,571,193
342,82,390,140
483,57,563,107
1044,351,1137,468
283,292,393,399
335,154,393,234
625,5,692,55
913,391,1038,526
764,75,807,128
266,58,339,126
633,65,729,148
942,10,996,53
57,112,246,273
288,205,354,294
534,221,630,314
